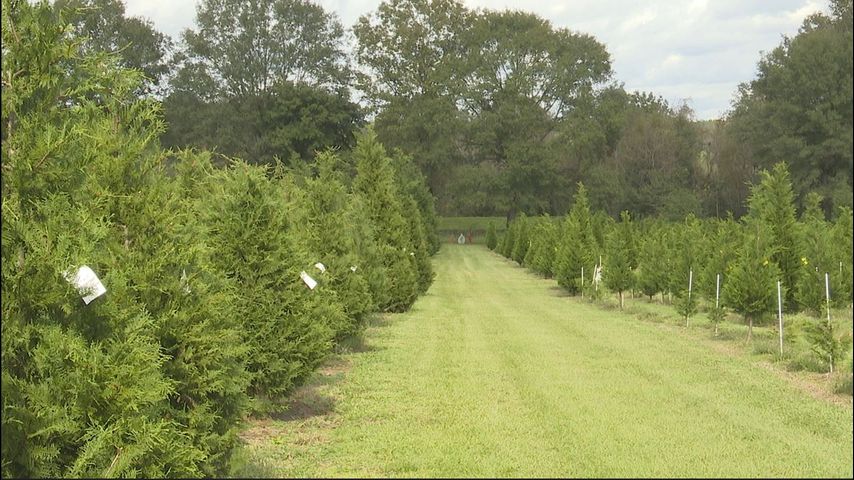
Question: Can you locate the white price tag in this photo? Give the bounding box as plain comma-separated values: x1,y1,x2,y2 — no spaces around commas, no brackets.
63,265,107,304
300,271,318,290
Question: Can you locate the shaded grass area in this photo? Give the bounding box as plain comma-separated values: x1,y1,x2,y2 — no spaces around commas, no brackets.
236,245,853,477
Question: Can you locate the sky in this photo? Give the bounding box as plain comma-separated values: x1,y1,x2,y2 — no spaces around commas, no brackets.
124,0,828,120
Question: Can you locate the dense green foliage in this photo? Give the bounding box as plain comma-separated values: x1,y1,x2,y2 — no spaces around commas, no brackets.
56,0,173,94
353,129,425,312
604,211,635,309
0,2,436,476
485,222,498,250
47,0,850,221
356,0,852,219
554,184,597,294
161,0,362,166
3,0,852,475
495,162,852,355
725,0,852,216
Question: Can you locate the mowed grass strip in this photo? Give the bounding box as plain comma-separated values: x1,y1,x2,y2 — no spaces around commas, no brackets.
242,244,853,478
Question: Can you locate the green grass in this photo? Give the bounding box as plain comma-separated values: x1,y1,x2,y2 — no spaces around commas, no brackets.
437,217,505,244
238,245,853,478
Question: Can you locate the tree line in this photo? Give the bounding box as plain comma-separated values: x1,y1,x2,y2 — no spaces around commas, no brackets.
39,0,854,221
1,1,438,476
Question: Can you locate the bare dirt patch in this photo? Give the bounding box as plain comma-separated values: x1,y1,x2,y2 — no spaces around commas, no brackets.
239,353,353,448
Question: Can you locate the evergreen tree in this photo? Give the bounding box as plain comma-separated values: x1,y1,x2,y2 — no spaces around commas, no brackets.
804,313,851,374
746,162,805,310
667,215,703,305
501,218,518,258
511,213,530,264
698,215,740,303
830,206,853,306
2,3,248,475
352,128,419,311
554,183,597,294
604,211,635,309
635,222,669,301
403,196,435,293
486,222,498,250
192,160,345,403
391,150,441,255
296,150,376,334
526,217,559,277
723,221,781,341
797,193,832,315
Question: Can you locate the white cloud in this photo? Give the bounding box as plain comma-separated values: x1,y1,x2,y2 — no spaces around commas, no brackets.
121,0,828,120
620,8,657,32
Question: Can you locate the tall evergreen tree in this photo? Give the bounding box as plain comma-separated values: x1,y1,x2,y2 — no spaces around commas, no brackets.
511,213,531,264
797,193,832,314
745,162,805,310
192,160,345,403
723,220,781,341
604,211,635,309
635,222,669,302
352,128,419,311
295,150,376,333
2,3,248,475
554,183,597,294
485,222,498,250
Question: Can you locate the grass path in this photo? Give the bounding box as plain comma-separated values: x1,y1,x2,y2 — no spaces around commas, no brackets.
239,245,853,477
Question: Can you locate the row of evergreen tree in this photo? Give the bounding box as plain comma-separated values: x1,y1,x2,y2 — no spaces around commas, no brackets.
490,163,853,372
1,2,437,477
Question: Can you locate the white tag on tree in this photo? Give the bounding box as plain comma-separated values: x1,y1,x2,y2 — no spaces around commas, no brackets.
314,262,326,273
300,271,317,290
63,265,107,304
350,265,358,272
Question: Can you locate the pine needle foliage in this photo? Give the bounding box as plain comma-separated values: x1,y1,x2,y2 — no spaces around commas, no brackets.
554,183,597,294
2,3,438,475
485,222,498,250
723,220,781,341
352,128,419,312
2,2,248,476
604,211,635,309
746,162,805,311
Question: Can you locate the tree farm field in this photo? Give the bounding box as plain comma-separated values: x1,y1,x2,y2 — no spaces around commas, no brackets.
238,245,853,477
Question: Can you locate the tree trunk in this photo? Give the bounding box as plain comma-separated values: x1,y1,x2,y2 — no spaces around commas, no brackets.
619,291,624,310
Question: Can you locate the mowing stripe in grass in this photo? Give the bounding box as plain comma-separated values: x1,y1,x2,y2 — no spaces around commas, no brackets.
243,244,853,478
